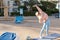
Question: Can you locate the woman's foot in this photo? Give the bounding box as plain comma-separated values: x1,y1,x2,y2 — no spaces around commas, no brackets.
40,36,42,39
38,36,42,40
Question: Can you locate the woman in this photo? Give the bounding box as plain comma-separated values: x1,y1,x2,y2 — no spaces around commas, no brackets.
33,5,50,38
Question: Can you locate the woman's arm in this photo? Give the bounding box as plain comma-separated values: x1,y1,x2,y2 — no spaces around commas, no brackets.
33,5,43,15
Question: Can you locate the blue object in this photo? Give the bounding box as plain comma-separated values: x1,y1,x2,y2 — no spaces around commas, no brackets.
15,16,24,23
42,33,60,39
32,33,60,40
32,38,38,40
0,32,16,40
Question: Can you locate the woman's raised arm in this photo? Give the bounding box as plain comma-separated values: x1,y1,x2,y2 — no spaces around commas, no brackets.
33,5,43,15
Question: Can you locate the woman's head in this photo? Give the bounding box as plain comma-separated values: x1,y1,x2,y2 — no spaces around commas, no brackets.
35,12,40,16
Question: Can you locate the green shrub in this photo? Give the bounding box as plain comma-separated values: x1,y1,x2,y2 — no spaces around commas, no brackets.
10,12,20,16
18,5,27,10
45,9,53,15
41,1,56,9
0,8,4,16
17,1,59,16
23,10,35,16
0,13,4,16
52,8,59,13
40,1,59,15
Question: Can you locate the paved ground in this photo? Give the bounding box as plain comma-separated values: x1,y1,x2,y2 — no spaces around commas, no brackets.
0,16,60,40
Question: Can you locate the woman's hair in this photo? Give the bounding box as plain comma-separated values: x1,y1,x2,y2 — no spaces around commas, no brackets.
35,12,38,16
35,11,41,16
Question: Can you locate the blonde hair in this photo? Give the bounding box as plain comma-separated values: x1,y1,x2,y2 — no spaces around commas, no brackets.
35,12,38,16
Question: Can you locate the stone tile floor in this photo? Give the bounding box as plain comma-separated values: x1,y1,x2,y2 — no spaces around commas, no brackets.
0,16,60,40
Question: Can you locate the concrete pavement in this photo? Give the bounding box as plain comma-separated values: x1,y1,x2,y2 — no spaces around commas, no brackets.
0,16,60,40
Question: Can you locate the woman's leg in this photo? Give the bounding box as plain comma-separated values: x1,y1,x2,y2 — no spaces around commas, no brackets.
46,19,50,36
46,25,49,35
40,23,46,38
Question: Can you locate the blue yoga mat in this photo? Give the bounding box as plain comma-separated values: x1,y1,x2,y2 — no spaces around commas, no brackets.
31,33,60,40
0,32,16,40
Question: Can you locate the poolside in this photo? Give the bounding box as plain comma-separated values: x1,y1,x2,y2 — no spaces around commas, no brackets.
0,16,60,40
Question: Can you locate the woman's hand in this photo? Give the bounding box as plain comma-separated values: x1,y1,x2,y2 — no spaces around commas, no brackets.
33,5,37,7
